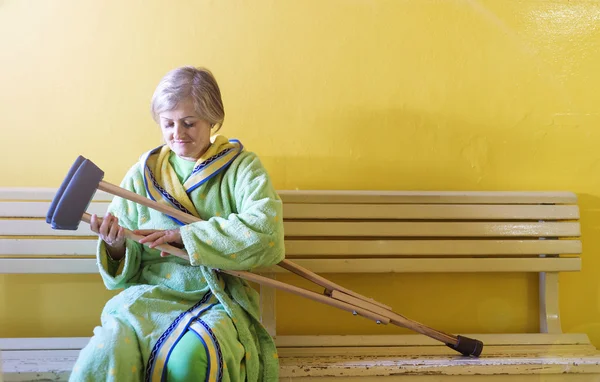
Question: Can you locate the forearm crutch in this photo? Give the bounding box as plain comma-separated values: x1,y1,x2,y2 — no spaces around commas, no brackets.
46,155,484,357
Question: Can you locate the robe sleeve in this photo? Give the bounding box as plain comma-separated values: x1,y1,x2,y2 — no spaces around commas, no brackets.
180,152,285,270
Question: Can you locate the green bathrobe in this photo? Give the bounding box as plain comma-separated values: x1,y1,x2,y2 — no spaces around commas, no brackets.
70,136,285,382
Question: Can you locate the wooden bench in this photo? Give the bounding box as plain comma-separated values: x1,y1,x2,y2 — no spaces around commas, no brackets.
1,187,600,381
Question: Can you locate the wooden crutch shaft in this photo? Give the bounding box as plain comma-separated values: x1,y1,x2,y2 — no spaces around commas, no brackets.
330,290,457,345
279,259,391,310
388,312,456,345
330,290,394,320
220,269,391,325
81,212,190,261
98,181,201,225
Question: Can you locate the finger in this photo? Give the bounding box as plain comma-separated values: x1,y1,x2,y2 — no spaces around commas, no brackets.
160,251,170,257
138,231,161,244
107,218,120,243
117,226,126,241
148,232,175,249
99,214,113,238
134,229,159,236
139,231,165,245
149,234,171,248
89,214,99,233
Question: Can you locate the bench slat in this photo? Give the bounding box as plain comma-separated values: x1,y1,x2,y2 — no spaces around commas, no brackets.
3,342,599,381
0,220,93,236
262,257,581,273
0,333,589,351
4,339,595,364
2,350,82,359
278,344,600,357
0,333,591,351
284,221,581,237
275,333,592,347
0,257,578,274
1,189,575,205
0,238,582,257
0,338,90,351
0,239,96,255
0,220,581,238
283,204,580,220
284,239,582,256
278,190,578,205
3,352,600,382
0,202,109,218
0,188,113,201
277,354,600,379
1,201,581,221
0,259,98,273
1,351,74,381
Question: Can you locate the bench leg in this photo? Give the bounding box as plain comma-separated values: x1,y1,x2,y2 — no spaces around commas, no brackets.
540,272,562,333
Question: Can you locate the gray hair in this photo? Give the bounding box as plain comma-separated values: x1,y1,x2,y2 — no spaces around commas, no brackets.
151,66,225,131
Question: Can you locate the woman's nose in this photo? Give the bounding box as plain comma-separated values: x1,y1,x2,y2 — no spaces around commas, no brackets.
173,124,184,138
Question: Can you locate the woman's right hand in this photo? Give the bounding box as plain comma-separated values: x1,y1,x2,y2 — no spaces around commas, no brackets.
90,212,126,259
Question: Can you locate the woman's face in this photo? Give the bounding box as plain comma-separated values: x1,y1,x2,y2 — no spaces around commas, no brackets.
158,98,212,161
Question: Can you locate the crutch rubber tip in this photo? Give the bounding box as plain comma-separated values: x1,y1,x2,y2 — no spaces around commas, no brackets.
446,335,483,357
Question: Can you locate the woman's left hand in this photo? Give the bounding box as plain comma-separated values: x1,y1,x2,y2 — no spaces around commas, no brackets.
134,229,184,257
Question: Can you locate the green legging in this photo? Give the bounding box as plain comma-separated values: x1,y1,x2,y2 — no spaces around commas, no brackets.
165,329,208,381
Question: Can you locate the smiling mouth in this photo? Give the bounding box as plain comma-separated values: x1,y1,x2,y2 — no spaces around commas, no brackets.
173,141,192,144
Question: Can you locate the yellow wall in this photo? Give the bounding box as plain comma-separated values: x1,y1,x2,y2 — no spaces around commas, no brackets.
1,0,600,345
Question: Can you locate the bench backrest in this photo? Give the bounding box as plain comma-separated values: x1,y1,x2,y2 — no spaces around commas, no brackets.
0,188,582,337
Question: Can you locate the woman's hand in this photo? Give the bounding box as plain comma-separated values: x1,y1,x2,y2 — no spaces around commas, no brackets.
134,229,183,257
90,213,126,260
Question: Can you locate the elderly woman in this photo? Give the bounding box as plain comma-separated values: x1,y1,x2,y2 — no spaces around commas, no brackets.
70,66,285,382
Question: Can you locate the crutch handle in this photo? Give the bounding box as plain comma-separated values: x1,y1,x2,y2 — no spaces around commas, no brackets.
81,213,190,261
